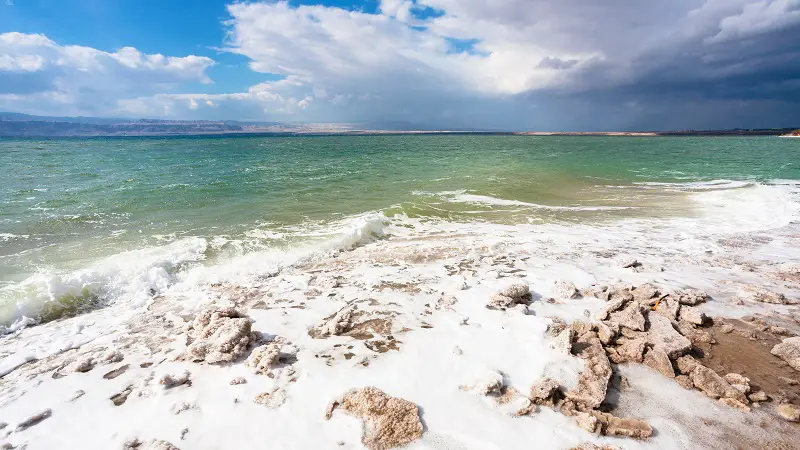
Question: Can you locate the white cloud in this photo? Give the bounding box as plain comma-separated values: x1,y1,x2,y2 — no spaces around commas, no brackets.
1,1,799,129
0,32,214,116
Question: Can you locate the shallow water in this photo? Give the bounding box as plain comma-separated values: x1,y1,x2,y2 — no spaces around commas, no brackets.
1,135,799,328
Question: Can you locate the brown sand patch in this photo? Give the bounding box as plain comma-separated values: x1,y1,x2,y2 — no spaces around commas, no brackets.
697,320,800,405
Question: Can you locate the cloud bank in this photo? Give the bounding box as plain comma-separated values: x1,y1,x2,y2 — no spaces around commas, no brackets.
2,1,799,130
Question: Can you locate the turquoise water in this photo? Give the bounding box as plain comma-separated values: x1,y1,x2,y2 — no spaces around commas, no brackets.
1,135,798,326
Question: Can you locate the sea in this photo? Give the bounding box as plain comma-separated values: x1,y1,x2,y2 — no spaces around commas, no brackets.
1,135,799,331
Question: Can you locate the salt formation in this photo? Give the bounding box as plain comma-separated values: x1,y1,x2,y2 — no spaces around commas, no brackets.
123,438,180,450
184,307,255,364
325,387,424,450
309,305,356,338
487,283,531,311
771,337,800,371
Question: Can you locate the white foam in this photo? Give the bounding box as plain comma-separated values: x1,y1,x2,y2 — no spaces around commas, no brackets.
425,191,632,211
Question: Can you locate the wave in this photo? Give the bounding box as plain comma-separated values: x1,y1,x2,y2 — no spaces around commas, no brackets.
415,190,632,211
632,179,755,191
0,213,390,333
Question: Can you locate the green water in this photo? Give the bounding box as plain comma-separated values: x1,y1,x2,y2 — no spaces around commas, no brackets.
1,135,798,282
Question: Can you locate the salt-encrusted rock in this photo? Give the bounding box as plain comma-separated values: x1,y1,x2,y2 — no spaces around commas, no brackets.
230,377,247,385
590,411,653,439
245,344,281,374
776,403,800,422
68,355,95,373
643,348,675,378
719,323,735,334
311,305,356,338
675,375,694,390
679,306,707,326
575,412,600,433
325,387,424,450
674,355,700,375
724,373,750,394
461,370,504,396
123,438,180,450
70,390,86,402
644,313,691,359
748,391,768,402
499,283,530,299
616,338,646,363
749,288,788,305
546,317,567,337
102,350,124,364
596,296,630,321
185,307,254,364
675,289,708,306
632,284,660,304
530,378,560,405
553,281,581,299
552,328,574,355
160,370,191,389
621,259,641,269
771,337,800,371
488,294,516,310
493,387,534,417
571,444,620,450
689,366,746,402
170,401,197,415
254,388,287,409
15,408,52,432
435,294,458,310
608,302,647,331
653,296,681,321
594,322,617,345
566,331,612,410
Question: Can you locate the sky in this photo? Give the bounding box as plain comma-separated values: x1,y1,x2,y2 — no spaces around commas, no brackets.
1,0,799,131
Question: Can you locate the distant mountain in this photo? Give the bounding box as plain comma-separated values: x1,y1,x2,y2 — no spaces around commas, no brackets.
0,112,352,137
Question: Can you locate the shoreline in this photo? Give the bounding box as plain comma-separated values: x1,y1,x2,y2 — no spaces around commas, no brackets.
1,202,799,449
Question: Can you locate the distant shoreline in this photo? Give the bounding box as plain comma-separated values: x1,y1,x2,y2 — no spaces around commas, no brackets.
1,129,798,138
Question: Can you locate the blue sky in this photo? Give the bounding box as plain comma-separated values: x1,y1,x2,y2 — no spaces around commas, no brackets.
1,0,799,130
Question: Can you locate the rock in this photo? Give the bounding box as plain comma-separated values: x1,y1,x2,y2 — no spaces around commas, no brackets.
311,305,356,338
15,408,52,432
530,378,560,405
719,324,735,334
552,328,574,356
553,281,581,299
159,370,191,389
674,355,700,375
67,355,95,373
546,317,567,337
596,295,630,321
69,390,86,402
103,364,130,380
325,387,424,450
230,377,247,385
499,283,530,299
575,412,600,433
170,401,197,415
185,307,254,364
594,322,617,345
689,366,746,402
644,314,692,359
621,259,641,269
435,294,458,310
123,438,180,450
591,411,653,439
254,388,287,408
632,284,660,304
679,306,707,326
750,288,787,305
769,326,792,336
565,331,612,410
570,444,620,450
723,373,750,394
245,344,281,374
771,337,800,371
719,398,750,412
461,370,504,396
643,348,675,378
616,338,646,363
101,350,124,364
776,403,800,422
653,296,681,321
493,387,534,417
675,375,694,390
608,302,647,331
748,391,768,402
488,294,516,310
675,289,708,306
